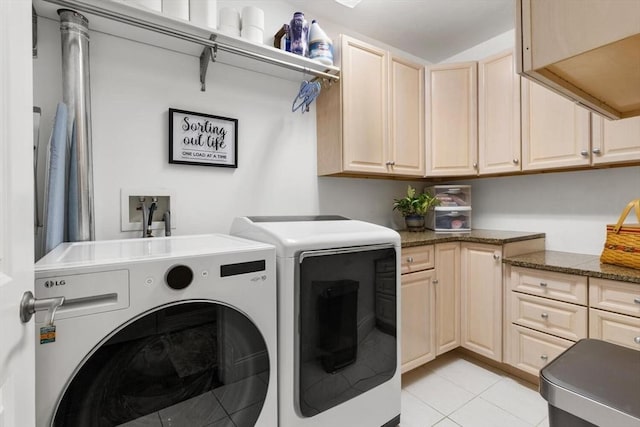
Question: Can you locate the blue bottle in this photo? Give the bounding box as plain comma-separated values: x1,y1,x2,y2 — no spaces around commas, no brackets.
289,12,309,56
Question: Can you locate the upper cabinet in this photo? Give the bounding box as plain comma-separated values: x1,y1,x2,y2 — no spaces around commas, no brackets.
591,116,640,165
317,35,425,177
516,0,640,120
425,62,478,176
478,50,521,175
389,55,425,176
521,79,591,171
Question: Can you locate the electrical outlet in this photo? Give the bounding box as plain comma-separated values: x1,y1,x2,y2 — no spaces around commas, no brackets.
120,188,176,234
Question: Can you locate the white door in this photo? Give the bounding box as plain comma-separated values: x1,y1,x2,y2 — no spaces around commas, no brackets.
0,1,35,426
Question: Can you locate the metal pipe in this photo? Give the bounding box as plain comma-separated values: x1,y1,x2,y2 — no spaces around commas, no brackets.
59,9,94,241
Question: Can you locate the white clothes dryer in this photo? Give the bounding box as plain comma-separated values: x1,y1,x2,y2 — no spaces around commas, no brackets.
231,216,401,427
34,234,277,427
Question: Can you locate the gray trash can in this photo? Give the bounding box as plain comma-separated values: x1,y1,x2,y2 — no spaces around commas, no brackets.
539,339,640,427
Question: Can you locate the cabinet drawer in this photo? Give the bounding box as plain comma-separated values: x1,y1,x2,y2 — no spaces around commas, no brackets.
589,308,640,351
510,267,587,305
511,292,587,341
589,278,640,318
509,325,574,377
401,245,434,274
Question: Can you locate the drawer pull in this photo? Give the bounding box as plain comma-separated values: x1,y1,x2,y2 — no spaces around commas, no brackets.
407,256,414,263
540,354,548,361
540,312,549,319
433,279,439,284
634,337,640,345
634,297,640,304
539,282,548,287
493,254,500,261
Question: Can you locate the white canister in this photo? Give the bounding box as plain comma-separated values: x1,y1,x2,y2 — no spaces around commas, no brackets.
241,26,263,43
218,7,240,32
241,6,264,31
162,0,189,20
123,0,162,12
189,0,217,29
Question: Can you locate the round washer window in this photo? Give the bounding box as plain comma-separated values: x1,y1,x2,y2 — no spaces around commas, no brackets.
53,302,269,427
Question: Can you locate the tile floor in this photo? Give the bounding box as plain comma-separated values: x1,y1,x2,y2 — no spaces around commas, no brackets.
401,352,549,427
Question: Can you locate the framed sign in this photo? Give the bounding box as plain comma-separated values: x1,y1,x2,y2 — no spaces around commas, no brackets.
169,108,238,168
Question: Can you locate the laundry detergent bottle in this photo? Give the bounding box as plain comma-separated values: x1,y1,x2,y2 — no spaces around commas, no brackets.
289,12,309,56
308,20,333,65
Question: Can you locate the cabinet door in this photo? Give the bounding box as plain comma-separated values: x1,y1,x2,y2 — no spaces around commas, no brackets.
401,269,436,373
478,50,521,175
341,35,389,174
461,243,503,361
591,115,640,165
425,62,478,176
389,55,425,176
521,79,591,170
435,242,460,355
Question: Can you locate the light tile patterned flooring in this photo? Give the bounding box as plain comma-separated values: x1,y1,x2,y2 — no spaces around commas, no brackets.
401,352,550,427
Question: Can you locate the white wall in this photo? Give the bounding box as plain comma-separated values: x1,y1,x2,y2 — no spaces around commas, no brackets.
456,167,640,255
33,14,418,243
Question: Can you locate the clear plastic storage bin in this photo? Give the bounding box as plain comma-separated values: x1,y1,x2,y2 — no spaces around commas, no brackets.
426,185,471,232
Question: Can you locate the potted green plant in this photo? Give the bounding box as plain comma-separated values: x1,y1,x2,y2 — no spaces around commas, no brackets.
393,185,439,231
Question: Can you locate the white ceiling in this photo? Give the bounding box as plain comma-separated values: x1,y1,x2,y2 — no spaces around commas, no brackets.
285,0,515,63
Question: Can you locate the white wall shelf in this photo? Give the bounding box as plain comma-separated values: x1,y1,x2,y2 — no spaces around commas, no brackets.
34,0,340,88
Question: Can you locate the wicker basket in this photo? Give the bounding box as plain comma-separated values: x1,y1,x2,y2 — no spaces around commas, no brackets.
600,199,640,270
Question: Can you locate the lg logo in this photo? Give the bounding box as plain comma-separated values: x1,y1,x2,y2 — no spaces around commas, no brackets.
44,279,66,288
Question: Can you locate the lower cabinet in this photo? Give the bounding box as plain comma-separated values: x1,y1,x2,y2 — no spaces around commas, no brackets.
401,268,436,372
460,242,503,361
401,243,459,373
589,277,640,351
435,242,460,355
506,267,589,376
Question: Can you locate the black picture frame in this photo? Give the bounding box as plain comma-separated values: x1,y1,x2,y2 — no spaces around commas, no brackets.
168,108,238,168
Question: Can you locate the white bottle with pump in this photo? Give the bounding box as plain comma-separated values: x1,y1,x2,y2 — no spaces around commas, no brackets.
308,20,333,66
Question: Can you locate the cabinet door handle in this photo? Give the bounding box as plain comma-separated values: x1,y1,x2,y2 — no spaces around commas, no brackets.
473,162,478,169
493,254,500,261
539,282,548,287
580,150,589,157
540,354,548,361
634,337,640,344
540,312,549,319
433,279,439,284
512,158,519,164
633,297,640,304
592,148,602,155
407,256,414,263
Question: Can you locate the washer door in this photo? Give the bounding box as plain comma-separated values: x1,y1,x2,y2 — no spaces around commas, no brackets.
53,301,269,427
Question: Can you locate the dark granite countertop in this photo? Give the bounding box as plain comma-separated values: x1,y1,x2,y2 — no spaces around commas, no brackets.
399,229,545,248
503,250,640,285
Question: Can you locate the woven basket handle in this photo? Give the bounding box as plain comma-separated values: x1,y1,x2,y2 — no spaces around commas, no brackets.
613,199,640,232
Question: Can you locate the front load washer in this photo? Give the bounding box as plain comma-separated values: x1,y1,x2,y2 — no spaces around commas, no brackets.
34,234,277,427
231,216,401,427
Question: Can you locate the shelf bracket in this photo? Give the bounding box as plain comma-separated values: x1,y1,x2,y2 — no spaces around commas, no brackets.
199,34,217,92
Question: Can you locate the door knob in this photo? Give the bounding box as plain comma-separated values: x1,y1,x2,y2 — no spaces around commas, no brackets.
592,148,602,155
20,291,65,325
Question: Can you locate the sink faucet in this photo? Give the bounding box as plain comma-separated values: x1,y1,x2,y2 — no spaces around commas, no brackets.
146,197,158,237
